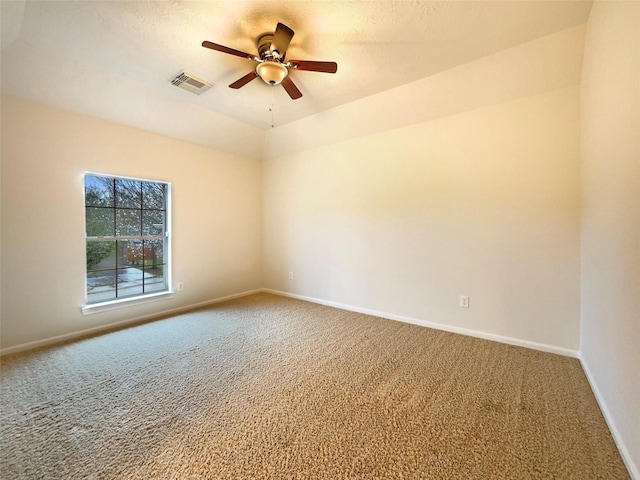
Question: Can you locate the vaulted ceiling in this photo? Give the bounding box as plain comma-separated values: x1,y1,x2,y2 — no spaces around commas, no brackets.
1,1,592,157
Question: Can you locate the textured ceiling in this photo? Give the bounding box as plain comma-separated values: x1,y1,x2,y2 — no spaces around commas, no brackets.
1,1,593,155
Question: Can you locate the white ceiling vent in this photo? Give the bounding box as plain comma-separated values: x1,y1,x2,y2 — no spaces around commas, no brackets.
171,71,213,95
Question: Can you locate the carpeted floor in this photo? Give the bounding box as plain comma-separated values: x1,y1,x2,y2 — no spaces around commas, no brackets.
0,293,629,479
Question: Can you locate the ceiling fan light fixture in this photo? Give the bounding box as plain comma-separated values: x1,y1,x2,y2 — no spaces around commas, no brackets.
256,61,288,86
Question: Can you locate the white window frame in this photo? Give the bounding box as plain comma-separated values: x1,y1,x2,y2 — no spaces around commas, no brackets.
82,172,172,315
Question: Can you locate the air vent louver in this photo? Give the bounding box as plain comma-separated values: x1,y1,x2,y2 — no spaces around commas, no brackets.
171,71,213,95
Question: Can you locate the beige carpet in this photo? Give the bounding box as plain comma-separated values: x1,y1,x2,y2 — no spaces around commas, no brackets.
0,293,629,479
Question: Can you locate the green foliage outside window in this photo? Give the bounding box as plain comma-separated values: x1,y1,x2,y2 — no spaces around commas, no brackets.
85,178,116,270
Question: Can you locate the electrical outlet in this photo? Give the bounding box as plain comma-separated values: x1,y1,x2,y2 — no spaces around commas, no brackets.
459,295,469,308
177,282,184,291
288,271,294,280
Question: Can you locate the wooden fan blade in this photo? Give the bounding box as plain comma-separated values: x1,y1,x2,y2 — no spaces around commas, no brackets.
271,23,294,59
229,71,258,89
281,76,302,100
202,41,254,59
288,60,338,74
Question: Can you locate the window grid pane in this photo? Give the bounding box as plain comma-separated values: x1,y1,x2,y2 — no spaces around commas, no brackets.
86,206,115,236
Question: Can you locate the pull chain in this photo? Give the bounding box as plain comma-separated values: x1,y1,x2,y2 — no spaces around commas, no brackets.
270,88,275,128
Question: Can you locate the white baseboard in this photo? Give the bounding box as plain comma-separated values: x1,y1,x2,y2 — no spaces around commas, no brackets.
0,289,264,356
262,289,579,358
2,287,579,360
579,356,639,480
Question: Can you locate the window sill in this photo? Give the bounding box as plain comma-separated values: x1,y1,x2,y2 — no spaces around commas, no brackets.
82,291,174,315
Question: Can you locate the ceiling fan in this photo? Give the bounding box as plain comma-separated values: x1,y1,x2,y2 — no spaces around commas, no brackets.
202,22,337,100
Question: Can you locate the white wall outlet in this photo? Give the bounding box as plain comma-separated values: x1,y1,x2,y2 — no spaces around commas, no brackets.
288,271,294,280
177,282,184,291
459,295,469,308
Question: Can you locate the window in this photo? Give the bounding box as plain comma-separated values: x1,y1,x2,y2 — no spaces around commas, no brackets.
84,174,170,307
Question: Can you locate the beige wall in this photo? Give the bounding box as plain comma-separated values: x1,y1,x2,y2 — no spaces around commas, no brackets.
0,95,263,350
0,22,585,357
580,1,640,477
263,84,581,353
261,27,584,354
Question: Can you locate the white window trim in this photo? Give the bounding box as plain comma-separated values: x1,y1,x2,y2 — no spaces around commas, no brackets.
81,291,175,315
83,172,172,312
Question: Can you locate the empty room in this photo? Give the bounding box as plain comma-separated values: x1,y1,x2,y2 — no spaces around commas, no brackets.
1,0,638,478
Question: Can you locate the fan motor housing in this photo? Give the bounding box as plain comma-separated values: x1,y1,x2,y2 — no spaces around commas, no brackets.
257,33,276,59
